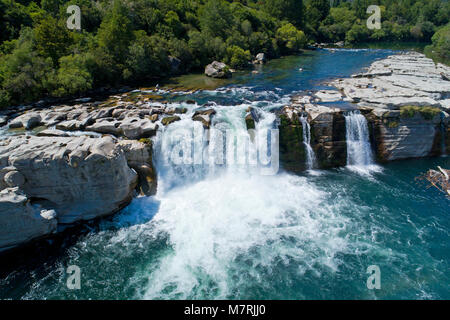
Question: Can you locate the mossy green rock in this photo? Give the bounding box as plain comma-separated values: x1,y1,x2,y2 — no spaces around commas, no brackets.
162,116,181,126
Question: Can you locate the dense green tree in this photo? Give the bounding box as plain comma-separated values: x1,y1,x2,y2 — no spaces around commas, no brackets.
263,0,304,27
198,0,234,39
51,53,93,97
276,23,307,52
33,15,73,64
425,23,450,64
97,0,134,63
225,45,252,68
0,0,449,109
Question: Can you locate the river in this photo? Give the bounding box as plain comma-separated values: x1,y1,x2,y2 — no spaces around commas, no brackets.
0,48,448,300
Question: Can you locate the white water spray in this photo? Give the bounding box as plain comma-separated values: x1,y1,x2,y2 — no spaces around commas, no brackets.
344,111,380,174
300,116,317,170
130,99,354,299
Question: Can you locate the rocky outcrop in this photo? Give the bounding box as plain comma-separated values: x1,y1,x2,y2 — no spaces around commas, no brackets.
277,100,348,172
331,52,450,111
329,52,450,162
306,105,347,168
365,108,448,161
0,136,139,235
278,106,308,172
118,140,157,196
0,187,57,252
205,61,232,79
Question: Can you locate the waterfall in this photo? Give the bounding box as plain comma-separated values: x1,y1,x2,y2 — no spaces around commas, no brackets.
152,103,279,193
345,111,378,172
300,116,316,170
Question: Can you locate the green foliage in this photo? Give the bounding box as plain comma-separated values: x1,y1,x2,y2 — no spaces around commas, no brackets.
124,31,171,82
225,45,251,69
425,23,450,65
400,106,441,120
33,15,73,64
276,23,307,52
198,0,234,39
262,0,304,27
51,54,93,97
0,0,449,109
346,23,370,43
97,0,134,63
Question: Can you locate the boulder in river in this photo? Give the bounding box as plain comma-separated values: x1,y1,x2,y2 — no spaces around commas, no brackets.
205,61,232,79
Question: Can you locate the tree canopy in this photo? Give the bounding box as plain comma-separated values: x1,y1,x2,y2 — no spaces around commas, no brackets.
0,0,448,108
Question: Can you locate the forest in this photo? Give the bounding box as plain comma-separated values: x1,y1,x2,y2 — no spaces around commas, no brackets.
0,0,449,108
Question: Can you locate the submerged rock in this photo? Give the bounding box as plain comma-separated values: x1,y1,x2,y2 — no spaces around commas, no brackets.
253,53,266,64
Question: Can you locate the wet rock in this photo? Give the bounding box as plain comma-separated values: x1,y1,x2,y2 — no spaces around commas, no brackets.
4,170,25,188
314,90,343,102
37,129,70,137
9,112,42,130
120,117,158,139
161,115,181,126
192,109,216,129
332,52,450,110
365,107,447,161
118,140,157,196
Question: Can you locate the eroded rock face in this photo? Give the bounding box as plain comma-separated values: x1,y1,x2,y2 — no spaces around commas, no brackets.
277,103,347,172
118,140,157,196
205,61,232,79
0,136,138,226
365,109,448,161
0,187,57,252
278,107,307,173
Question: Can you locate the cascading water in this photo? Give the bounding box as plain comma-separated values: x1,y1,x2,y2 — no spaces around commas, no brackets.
299,116,317,170
130,100,357,299
344,111,379,174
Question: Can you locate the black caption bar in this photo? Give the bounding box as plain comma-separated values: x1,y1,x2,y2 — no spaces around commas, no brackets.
1,300,446,319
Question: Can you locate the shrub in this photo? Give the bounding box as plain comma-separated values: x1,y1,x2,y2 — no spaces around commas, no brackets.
225,45,251,69
276,23,307,53
400,106,441,120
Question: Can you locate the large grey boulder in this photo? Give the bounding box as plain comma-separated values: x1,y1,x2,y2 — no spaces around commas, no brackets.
0,135,138,225
9,112,42,130
205,61,232,78
253,53,266,64
0,187,57,252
